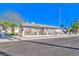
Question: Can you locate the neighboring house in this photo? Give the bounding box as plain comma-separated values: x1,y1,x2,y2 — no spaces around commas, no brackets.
6,27,20,34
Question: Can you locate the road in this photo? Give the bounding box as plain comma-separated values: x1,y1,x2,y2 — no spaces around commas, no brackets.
0,36,79,56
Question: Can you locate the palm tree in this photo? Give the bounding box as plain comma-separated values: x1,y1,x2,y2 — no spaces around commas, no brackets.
71,19,79,33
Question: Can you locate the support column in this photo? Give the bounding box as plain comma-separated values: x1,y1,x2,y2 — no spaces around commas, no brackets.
52,30,55,36
22,27,25,37
23,30,25,37
46,29,49,35
52,32,54,36
37,30,39,35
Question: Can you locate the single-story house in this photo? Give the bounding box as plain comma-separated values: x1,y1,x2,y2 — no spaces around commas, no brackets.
21,22,62,36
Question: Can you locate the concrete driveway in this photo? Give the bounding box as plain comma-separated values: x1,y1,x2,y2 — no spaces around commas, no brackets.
0,36,79,56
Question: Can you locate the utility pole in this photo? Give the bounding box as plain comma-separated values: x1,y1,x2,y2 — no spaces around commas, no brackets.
59,8,61,27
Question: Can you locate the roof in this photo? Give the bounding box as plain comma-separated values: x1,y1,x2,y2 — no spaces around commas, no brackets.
22,22,61,29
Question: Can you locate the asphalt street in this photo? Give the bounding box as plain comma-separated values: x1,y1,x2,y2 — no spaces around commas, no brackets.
0,36,79,56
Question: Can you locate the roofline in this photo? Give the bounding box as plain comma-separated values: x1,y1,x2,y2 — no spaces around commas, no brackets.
22,23,61,29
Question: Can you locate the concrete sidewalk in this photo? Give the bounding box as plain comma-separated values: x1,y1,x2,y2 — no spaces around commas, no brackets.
0,39,18,42
0,34,79,43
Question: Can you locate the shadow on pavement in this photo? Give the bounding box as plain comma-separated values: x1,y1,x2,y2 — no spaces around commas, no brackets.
0,34,21,40
0,34,12,40
25,40,79,50
0,51,11,56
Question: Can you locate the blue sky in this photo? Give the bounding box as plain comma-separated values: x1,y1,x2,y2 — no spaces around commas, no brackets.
0,3,79,27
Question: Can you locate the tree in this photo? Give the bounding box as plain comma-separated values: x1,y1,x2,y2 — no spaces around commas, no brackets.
11,23,17,35
0,20,18,35
0,20,11,30
0,20,10,26
71,19,79,33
